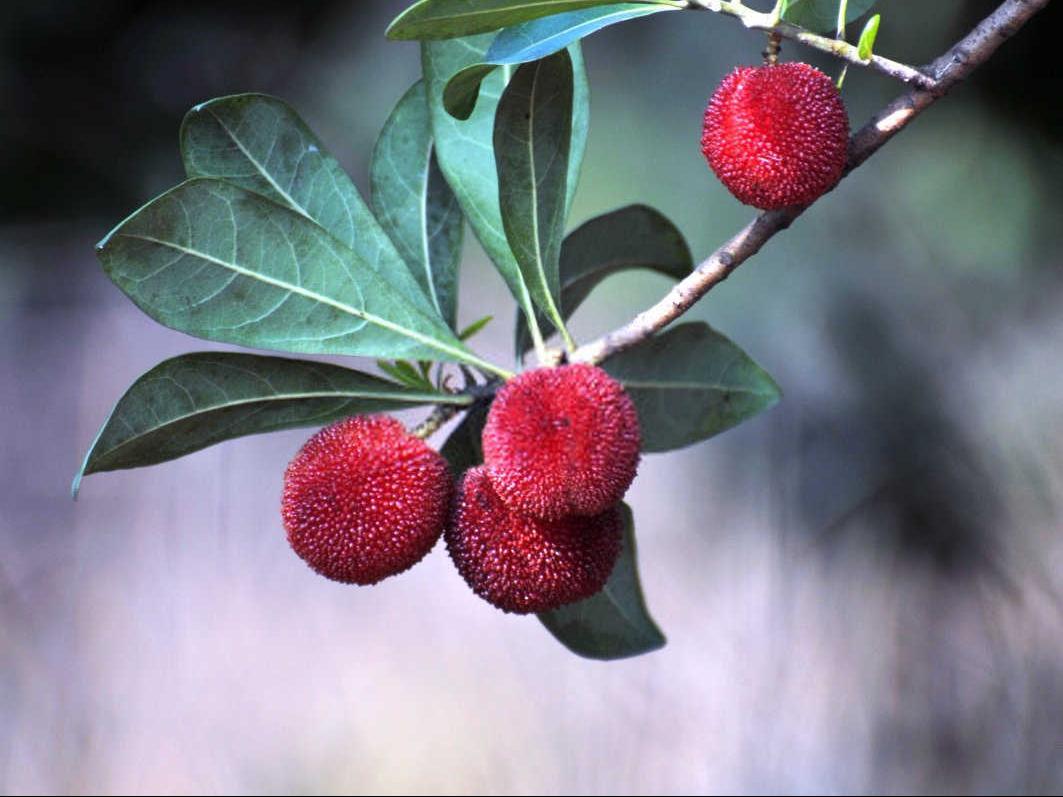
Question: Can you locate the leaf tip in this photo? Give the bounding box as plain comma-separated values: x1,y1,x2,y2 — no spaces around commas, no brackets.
443,64,495,120
384,11,415,41
765,374,784,406
70,471,83,501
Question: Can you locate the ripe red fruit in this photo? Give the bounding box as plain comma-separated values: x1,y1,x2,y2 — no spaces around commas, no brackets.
281,415,451,585
446,467,623,614
701,62,849,210
482,364,641,521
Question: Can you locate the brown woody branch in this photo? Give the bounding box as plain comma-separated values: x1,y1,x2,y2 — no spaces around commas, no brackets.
570,0,1050,367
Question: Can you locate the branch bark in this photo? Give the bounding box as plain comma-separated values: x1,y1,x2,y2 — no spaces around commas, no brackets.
684,0,936,88
571,0,1050,367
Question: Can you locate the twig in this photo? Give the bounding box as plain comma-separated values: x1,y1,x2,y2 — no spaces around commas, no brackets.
683,0,937,89
413,403,464,439
571,0,1050,367
413,376,499,439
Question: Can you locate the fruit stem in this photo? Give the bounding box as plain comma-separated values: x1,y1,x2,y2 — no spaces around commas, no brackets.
763,32,782,65
412,404,463,439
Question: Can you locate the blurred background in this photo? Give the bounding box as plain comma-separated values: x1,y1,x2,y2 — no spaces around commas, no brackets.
2,0,1062,793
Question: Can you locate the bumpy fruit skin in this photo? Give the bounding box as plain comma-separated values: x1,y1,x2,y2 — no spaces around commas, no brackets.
701,62,849,210
482,364,641,521
281,415,451,585
446,467,623,614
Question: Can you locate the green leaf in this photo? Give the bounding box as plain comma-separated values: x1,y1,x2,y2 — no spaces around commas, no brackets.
73,352,467,495
782,0,876,32
423,37,589,354
603,322,781,452
516,204,692,355
443,64,499,120
180,93,436,320
494,50,575,348
488,3,673,62
440,400,490,474
97,178,504,373
857,13,880,60
387,0,677,40
443,3,673,119
370,81,463,329
459,314,494,340
377,359,436,390
538,503,665,660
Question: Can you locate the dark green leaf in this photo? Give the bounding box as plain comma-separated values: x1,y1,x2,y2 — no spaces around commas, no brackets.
423,37,589,352
443,64,498,120
440,400,490,474
443,3,673,119
459,314,494,340
539,503,665,660
371,81,463,329
495,51,574,346
74,352,466,495
603,322,781,452
180,94,436,320
782,0,877,32
388,0,676,40
857,13,881,60
97,179,504,373
516,204,692,355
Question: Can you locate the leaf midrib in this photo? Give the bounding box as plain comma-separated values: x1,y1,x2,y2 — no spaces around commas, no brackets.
519,58,566,331
92,389,464,463
208,108,314,222
119,233,472,363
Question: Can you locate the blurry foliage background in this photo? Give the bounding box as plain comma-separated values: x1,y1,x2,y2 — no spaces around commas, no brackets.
2,0,1062,793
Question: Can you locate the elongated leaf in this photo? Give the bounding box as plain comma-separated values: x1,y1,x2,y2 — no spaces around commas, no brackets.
440,400,490,474
444,3,673,120
783,0,877,32
516,204,692,355
97,178,497,371
488,3,672,63
603,322,781,452
857,13,881,60
459,314,494,341
181,93,437,320
539,503,665,660
388,0,677,40
377,359,436,390
74,352,467,495
371,81,463,329
423,37,589,350
495,51,574,344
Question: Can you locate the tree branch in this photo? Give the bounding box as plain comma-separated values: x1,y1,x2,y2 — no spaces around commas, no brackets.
683,0,936,88
571,0,1050,367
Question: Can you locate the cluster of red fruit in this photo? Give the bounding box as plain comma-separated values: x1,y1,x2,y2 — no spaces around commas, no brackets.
280,59,846,612
281,364,641,614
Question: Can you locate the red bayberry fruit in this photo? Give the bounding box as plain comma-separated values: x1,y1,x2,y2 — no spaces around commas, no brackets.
446,467,623,614
281,415,451,585
481,364,641,521
701,62,849,210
